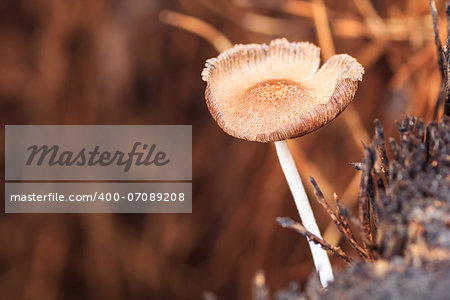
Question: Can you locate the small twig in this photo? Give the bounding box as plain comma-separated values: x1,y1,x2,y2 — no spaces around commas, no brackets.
338,203,375,258
446,42,450,116
430,0,450,118
311,0,335,60
433,86,446,120
333,193,370,260
277,217,352,263
348,162,364,171
282,0,314,19
446,1,450,115
310,177,368,260
358,145,376,250
371,162,384,228
430,0,445,80
415,119,426,142
447,2,450,40
389,138,399,161
159,10,233,53
397,117,412,160
338,204,363,233
374,120,389,184
425,121,435,161
352,0,386,38
373,165,386,200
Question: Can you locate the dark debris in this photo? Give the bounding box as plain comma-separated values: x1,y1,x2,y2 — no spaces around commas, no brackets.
430,0,450,117
277,114,450,300
311,259,450,300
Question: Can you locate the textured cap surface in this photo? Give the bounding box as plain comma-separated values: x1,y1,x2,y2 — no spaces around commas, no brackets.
202,38,364,143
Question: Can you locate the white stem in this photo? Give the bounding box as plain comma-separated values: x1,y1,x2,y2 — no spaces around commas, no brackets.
275,140,334,287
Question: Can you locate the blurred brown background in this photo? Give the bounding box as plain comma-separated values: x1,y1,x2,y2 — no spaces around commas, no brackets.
0,0,444,299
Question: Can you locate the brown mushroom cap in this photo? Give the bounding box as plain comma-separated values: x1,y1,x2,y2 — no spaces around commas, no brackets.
202,38,364,143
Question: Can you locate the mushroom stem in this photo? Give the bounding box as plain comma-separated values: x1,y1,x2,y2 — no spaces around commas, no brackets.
275,140,334,287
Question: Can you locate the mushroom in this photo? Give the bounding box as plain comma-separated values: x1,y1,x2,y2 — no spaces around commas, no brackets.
202,38,364,287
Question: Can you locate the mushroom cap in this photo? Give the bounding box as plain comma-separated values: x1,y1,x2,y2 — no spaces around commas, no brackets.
202,38,364,143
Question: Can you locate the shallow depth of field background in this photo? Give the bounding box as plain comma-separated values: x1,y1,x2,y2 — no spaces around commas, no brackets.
0,0,444,299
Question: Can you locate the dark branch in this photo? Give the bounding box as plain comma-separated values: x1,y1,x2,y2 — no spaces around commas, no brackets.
277,217,352,263
374,119,390,184
348,162,364,171
430,0,445,80
358,145,375,249
310,177,369,260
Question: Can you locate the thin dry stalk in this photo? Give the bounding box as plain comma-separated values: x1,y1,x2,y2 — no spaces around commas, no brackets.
311,0,335,60
358,145,376,252
277,217,352,263
352,0,386,38
430,0,445,81
374,120,389,184
159,10,233,53
310,177,369,260
430,0,450,118
337,201,374,253
282,0,313,18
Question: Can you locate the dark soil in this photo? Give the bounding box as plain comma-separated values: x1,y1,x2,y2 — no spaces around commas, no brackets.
275,116,450,300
